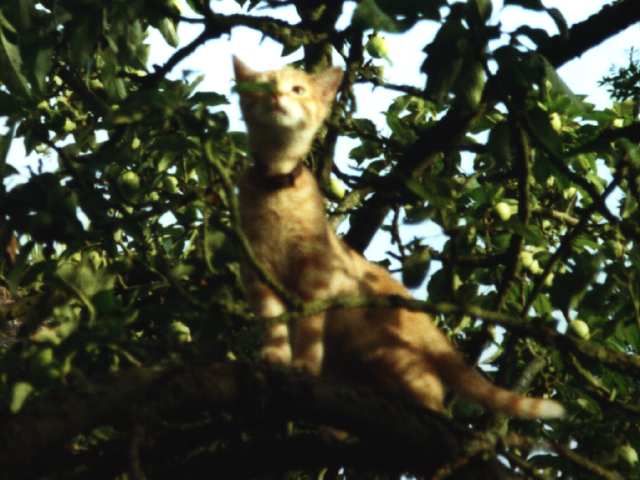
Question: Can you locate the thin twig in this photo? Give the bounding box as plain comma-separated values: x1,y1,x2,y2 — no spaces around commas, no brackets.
204,141,301,309
522,171,622,315
261,293,640,377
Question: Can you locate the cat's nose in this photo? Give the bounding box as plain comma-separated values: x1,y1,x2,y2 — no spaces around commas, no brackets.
269,94,285,112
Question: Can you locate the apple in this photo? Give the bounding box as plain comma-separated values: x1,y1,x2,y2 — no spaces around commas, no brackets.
570,319,590,340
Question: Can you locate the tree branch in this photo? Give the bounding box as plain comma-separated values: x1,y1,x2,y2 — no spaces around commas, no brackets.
267,294,640,377
344,106,483,252
539,0,640,68
0,361,464,476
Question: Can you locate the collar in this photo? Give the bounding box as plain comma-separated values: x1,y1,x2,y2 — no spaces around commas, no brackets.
253,161,304,191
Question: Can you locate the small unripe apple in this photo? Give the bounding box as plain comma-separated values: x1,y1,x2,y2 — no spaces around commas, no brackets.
118,171,141,198
519,251,534,269
10,382,34,413
88,250,104,269
528,259,543,275
608,240,625,258
570,319,590,340
494,201,513,221
563,186,577,200
329,177,346,199
617,444,639,466
63,118,77,133
170,320,192,343
452,273,462,291
147,191,160,202
163,175,179,193
366,33,392,64
549,112,562,132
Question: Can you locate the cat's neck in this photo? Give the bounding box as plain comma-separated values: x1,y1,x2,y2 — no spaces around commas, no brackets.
252,150,301,176
247,125,315,176
252,159,304,190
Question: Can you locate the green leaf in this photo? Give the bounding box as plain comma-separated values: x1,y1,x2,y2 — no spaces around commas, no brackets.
526,106,562,157
487,122,512,164
191,91,228,106
10,381,34,413
158,18,179,47
423,16,467,104
0,9,16,33
402,247,431,288
352,0,399,32
33,47,53,93
103,77,127,101
0,27,30,96
453,59,485,110
469,0,492,23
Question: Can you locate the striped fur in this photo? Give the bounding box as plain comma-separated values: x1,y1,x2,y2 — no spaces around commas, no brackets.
233,57,564,420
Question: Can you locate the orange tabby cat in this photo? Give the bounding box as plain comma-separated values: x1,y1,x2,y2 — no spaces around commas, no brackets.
233,56,564,420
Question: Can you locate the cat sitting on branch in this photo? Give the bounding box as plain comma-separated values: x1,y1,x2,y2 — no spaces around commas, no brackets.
233,56,564,420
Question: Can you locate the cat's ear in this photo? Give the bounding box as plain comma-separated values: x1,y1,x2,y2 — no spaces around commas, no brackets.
233,56,257,82
313,67,343,101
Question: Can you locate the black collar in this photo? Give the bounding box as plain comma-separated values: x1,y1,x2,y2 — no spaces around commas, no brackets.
253,161,304,191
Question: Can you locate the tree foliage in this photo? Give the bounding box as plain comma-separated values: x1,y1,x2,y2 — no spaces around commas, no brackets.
1,0,640,478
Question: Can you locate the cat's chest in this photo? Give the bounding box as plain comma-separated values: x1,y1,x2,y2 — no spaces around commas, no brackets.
239,173,327,261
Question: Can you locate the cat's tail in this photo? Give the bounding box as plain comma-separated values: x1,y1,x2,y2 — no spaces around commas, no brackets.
435,353,565,420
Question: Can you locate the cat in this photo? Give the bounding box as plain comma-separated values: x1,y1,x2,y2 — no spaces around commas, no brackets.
233,56,564,420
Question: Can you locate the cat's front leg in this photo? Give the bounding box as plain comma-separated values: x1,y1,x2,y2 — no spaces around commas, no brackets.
292,313,325,376
246,279,292,365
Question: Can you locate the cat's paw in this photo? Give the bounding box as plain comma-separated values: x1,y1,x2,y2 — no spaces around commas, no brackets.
292,357,322,376
261,345,292,365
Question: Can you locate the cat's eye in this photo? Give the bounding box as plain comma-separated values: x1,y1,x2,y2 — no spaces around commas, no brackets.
292,85,306,95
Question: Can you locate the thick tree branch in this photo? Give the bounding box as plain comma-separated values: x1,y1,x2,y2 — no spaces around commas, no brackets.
539,0,640,68
344,106,482,252
0,361,464,476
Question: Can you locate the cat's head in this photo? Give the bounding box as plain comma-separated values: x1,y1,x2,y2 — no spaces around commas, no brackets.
233,56,342,166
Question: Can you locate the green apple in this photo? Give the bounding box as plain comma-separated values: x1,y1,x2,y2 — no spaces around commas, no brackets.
329,177,346,199
618,444,639,466
519,250,534,269
570,319,590,340
118,171,141,198
163,175,179,193
366,33,392,64
549,112,562,132
63,118,77,133
494,201,513,221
